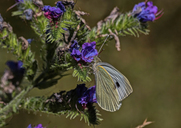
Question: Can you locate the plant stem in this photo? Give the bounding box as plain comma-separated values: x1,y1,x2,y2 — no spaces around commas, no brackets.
0,85,33,126
0,85,33,113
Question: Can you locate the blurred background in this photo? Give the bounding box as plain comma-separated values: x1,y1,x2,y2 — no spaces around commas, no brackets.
0,0,181,128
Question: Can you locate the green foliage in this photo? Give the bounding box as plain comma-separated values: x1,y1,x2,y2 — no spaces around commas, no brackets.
0,28,37,81
65,108,102,126
19,91,102,126
34,8,80,70
87,12,150,46
23,0,37,10
11,10,24,16
75,22,90,45
0,85,33,127
45,8,79,44
50,49,74,72
31,16,49,43
50,63,72,71
73,66,91,82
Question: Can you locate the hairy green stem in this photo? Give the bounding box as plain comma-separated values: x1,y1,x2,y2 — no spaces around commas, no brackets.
0,85,33,113
0,85,33,127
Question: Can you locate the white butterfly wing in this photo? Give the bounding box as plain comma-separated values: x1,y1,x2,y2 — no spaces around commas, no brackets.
97,62,133,102
94,64,122,112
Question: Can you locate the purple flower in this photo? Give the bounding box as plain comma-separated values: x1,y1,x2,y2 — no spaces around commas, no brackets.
15,0,24,2
42,5,50,12
6,60,25,75
43,5,63,20
42,2,66,20
81,41,98,63
0,14,3,23
78,85,97,108
132,1,163,22
70,41,98,63
27,124,44,128
69,40,80,52
71,49,81,61
27,38,33,44
24,9,33,20
27,124,32,128
0,14,3,31
70,40,81,61
56,1,66,13
49,7,62,19
34,124,44,128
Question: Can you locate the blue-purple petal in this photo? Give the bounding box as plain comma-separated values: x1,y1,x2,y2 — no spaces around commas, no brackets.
43,2,66,20
71,49,81,61
15,0,24,3
27,124,32,128
24,9,33,20
81,42,98,63
56,1,66,12
6,60,25,75
70,41,98,62
42,5,51,12
78,85,97,107
69,40,80,52
27,124,44,128
132,1,161,22
27,38,33,44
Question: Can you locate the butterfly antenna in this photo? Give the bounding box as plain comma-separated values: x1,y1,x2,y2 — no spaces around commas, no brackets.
98,35,109,53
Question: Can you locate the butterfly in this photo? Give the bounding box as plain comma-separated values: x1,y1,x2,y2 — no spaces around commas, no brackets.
93,59,133,112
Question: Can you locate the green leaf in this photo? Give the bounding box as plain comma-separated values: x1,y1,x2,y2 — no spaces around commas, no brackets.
72,66,91,82
11,11,24,16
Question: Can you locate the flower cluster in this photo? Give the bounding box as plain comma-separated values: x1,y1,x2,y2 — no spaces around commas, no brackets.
39,84,99,125
70,41,98,63
46,84,97,110
27,124,44,128
13,0,33,20
78,85,97,109
42,1,66,20
132,1,163,22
